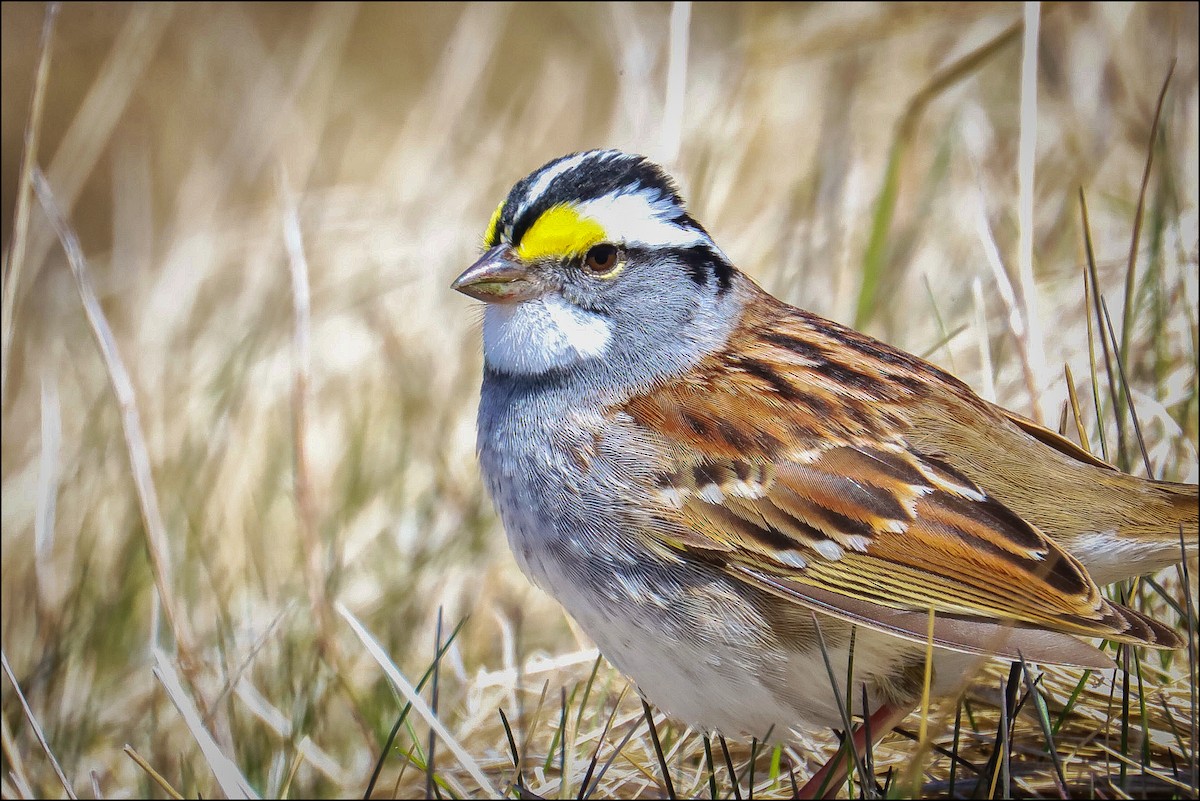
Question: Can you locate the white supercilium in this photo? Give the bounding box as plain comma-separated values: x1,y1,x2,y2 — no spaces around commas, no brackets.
574,191,712,251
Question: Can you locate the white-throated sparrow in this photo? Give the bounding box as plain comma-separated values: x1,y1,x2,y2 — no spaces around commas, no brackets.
453,150,1197,796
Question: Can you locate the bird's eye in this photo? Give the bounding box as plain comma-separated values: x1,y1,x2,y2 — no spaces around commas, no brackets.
583,243,623,276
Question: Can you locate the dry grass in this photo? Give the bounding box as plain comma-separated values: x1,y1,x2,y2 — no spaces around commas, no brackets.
1,3,1197,798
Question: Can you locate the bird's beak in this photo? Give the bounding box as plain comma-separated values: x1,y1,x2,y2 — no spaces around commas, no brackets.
452,245,540,303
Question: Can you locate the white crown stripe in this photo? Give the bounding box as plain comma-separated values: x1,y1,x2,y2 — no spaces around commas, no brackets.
515,151,613,224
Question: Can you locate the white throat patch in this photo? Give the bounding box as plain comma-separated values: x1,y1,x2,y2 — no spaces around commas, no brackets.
483,295,613,375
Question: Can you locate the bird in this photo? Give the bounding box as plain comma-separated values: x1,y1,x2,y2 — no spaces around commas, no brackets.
452,149,1197,797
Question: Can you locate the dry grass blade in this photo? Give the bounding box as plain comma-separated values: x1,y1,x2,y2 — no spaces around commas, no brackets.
152,649,257,799
1,1,58,402
336,602,499,798
970,176,1041,419
30,167,202,693
0,650,76,799
1015,0,1048,424
659,0,691,166
1,713,34,799
581,701,644,801
971,278,998,402
855,13,1024,329
1062,364,1092,453
1079,269,1110,462
364,618,468,798
23,4,174,281
279,173,333,650
123,745,184,800
34,374,60,618
231,680,347,785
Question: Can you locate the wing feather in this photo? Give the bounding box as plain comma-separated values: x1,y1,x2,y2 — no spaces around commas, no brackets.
616,301,1182,652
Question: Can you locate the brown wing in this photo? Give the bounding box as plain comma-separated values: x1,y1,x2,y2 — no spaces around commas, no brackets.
617,296,1181,661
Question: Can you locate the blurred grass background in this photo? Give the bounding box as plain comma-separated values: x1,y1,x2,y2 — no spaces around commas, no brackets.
1,2,1197,798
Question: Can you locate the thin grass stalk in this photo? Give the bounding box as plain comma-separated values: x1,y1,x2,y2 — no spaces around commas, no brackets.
426,609,444,800
152,650,257,799
498,708,521,778
971,278,998,402
280,173,375,747
365,617,467,799
971,176,1043,419
208,604,294,726
578,693,624,800
703,736,719,800
1101,298,1155,475
1063,364,1092,452
280,173,334,652
855,15,1024,328
278,752,303,800
747,736,761,801
556,687,569,798
810,614,868,796
33,375,60,627
1081,264,1110,462
949,701,963,798
1052,670,1093,737
1080,189,1124,465
1019,660,1068,798
581,704,645,801
1179,529,1198,794
1,714,35,799
1,650,76,799
337,603,499,797
659,1,690,166
573,655,604,739
1015,1,1048,423
31,167,203,699
1119,62,1176,380
392,742,419,797
123,745,184,800
1,1,59,403
718,736,742,801
860,686,875,799
844,625,858,797
1118,642,1132,791
642,699,677,800
521,680,551,786
544,681,566,777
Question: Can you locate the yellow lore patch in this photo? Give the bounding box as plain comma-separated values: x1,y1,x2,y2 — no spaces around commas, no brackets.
483,200,504,247
516,204,607,261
